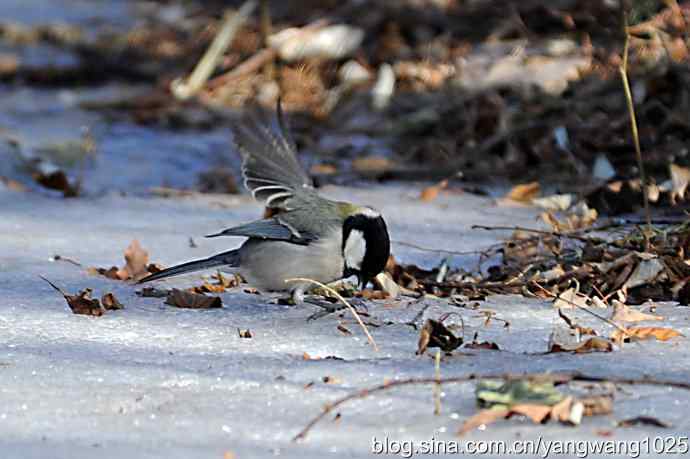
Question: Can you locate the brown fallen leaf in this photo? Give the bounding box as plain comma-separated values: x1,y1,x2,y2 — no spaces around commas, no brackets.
557,308,597,336
465,340,500,350
549,336,613,354
165,289,222,309
610,300,663,323
101,292,124,310
458,408,510,435
618,416,671,428
420,179,448,202
550,396,583,425
509,404,553,423
237,328,253,338
611,327,683,343
416,319,463,355
670,163,690,204
41,276,104,316
136,287,170,298
32,170,78,197
116,240,150,281
89,266,120,279
504,181,540,203
337,324,353,335
581,395,614,417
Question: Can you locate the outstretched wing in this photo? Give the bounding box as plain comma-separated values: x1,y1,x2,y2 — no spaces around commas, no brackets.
206,217,317,245
232,100,314,209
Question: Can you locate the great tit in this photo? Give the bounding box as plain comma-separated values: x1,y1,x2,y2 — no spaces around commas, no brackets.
140,101,391,304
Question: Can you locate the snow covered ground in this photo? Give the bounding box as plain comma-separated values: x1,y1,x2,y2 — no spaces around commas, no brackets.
2,186,690,459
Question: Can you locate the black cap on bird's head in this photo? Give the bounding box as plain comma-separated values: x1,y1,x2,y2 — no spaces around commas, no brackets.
342,208,390,289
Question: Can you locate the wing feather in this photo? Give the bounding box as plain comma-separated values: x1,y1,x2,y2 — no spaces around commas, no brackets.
206,218,316,245
232,100,313,209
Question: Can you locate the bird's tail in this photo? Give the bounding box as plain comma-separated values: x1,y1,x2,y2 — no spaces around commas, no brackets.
138,249,240,284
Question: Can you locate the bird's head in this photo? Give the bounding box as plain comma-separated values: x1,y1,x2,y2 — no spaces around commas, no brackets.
341,207,390,289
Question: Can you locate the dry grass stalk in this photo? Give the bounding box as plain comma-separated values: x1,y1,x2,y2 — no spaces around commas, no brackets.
286,277,379,351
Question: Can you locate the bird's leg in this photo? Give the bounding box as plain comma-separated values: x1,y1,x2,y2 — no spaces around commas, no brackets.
305,296,370,321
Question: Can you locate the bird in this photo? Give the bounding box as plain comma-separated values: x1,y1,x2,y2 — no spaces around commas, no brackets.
139,101,391,305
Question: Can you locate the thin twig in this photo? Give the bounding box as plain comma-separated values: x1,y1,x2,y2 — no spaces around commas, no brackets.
530,281,631,337
472,224,607,245
171,0,257,100
292,371,690,441
619,13,652,234
392,240,491,256
286,277,378,351
433,350,441,415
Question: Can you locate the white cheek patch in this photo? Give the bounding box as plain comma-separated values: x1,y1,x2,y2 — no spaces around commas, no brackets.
344,229,366,270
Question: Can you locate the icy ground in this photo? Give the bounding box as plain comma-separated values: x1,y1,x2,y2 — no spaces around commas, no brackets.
2,186,690,459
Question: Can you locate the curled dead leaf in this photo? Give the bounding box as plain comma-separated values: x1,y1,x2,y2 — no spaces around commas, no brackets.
420,180,448,202
509,404,553,423
610,327,683,343
416,319,463,355
549,336,613,354
610,300,662,323
41,276,104,316
165,289,222,309
505,182,540,203
101,292,124,310
116,240,150,281
237,328,253,338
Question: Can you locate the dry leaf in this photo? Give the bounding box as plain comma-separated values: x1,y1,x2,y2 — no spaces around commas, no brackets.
610,300,662,323
670,164,690,204
611,327,682,343
136,287,170,298
322,375,342,384
580,395,614,417
458,408,510,435
416,319,463,355
509,404,553,423
165,289,222,309
101,292,124,310
549,336,613,353
550,396,583,425
553,287,590,309
41,277,105,316
465,340,500,350
116,240,150,281
237,328,253,338
373,272,401,299
557,308,597,336
532,194,573,211
505,182,540,203
618,416,671,428
420,180,448,202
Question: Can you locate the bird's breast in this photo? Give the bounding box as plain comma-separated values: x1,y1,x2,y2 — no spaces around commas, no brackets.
237,231,344,291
